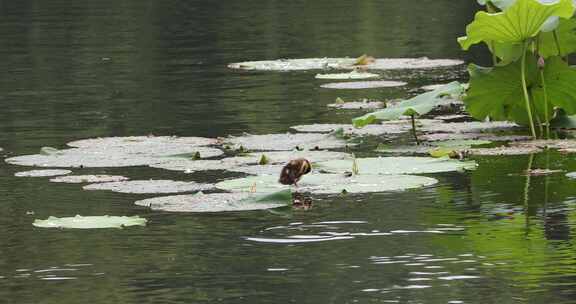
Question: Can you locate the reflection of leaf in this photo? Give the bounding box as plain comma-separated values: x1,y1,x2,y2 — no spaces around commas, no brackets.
539,18,576,58
459,0,574,50
352,82,464,127
464,59,538,123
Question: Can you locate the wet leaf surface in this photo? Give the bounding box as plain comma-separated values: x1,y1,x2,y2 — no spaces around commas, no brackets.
320,81,407,89
83,180,214,194
317,157,477,175
49,175,130,184
225,133,350,151
33,215,147,229
315,71,380,79
14,169,72,177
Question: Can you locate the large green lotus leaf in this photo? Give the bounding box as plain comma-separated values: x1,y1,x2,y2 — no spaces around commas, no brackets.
33,215,147,229
215,173,438,194
352,81,464,127
539,18,576,58
488,41,523,64
464,58,538,123
459,0,574,50
316,157,477,175
532,56,576,115
477,0,515,10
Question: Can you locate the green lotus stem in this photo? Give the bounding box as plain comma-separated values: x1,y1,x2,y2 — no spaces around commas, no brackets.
490,41,498,66
540,69,550,139
521,41,537,139
410,114,421,145
523,153,534,231
553,30,563,58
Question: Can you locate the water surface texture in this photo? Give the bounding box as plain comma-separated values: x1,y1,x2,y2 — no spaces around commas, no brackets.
2,1,576,304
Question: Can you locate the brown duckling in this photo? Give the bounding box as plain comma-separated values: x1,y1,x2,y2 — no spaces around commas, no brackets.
278,158,311,187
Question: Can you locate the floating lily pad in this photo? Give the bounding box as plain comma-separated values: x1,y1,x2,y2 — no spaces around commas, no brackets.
567,172,576,179
33,215,147,229
375,145,433,155
421,83,451,91
420,132,530,142
433,139,492,148
315,71,380,79
523,169,563,176
291,123,408,136
228,58,463,71
135,190,291,213
467,146,542,156
67,136,217,148
227,164,285,176
215,173,438,194
5,146,223,168
512,140,576,153
420,121,519,134
316,157,476,175
225,133,350,151
320,81,407,90
327,100,384,110
14,169,72,177
49,175,129,184
83,180,213,194
151,151,351,173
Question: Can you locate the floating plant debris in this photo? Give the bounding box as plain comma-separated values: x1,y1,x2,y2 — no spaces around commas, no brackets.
134,190,291,212
224,133,350,151
315,71,380,79
320,81,407,90
317,157,476,175
290,123,408,136
5,143,223,168
83,180,213,194
228,57,464,71
49,175,129,184
327,100,384,110
14,169,72,177
33,215,147,229
215,173,438,195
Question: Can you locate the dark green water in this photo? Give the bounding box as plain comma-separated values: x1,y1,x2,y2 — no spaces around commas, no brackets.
1,1,576,303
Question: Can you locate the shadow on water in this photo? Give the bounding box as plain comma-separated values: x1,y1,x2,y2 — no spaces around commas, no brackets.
2,0,576,304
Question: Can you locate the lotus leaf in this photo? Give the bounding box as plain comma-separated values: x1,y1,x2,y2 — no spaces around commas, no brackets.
539,18,576,58
135,190,291,212
352,82,465,127
531,57,576,116
566,172,576,178
458,0,574,50
327,100,384,110
320,81,407,90
83,180,213,194
316,157,476,175
291,123,409,136
33,215,147,229
225,133,350,151
315,71,380,79
50,175,129,184
5,146,223,168
228,164,285,176
149,157,255,173
67,136,217,148
215,173,438,195
420,121,519,134
14,169,72,177
468,146,542,155
228,58,463,71
464,60,538,123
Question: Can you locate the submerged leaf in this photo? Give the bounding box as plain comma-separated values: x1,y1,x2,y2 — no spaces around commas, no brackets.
33,215,147,229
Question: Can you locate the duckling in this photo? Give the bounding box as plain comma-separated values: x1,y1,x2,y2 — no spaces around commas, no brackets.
278,158,311,187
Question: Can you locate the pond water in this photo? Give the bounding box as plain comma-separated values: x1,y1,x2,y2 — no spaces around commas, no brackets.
1,0,576,303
